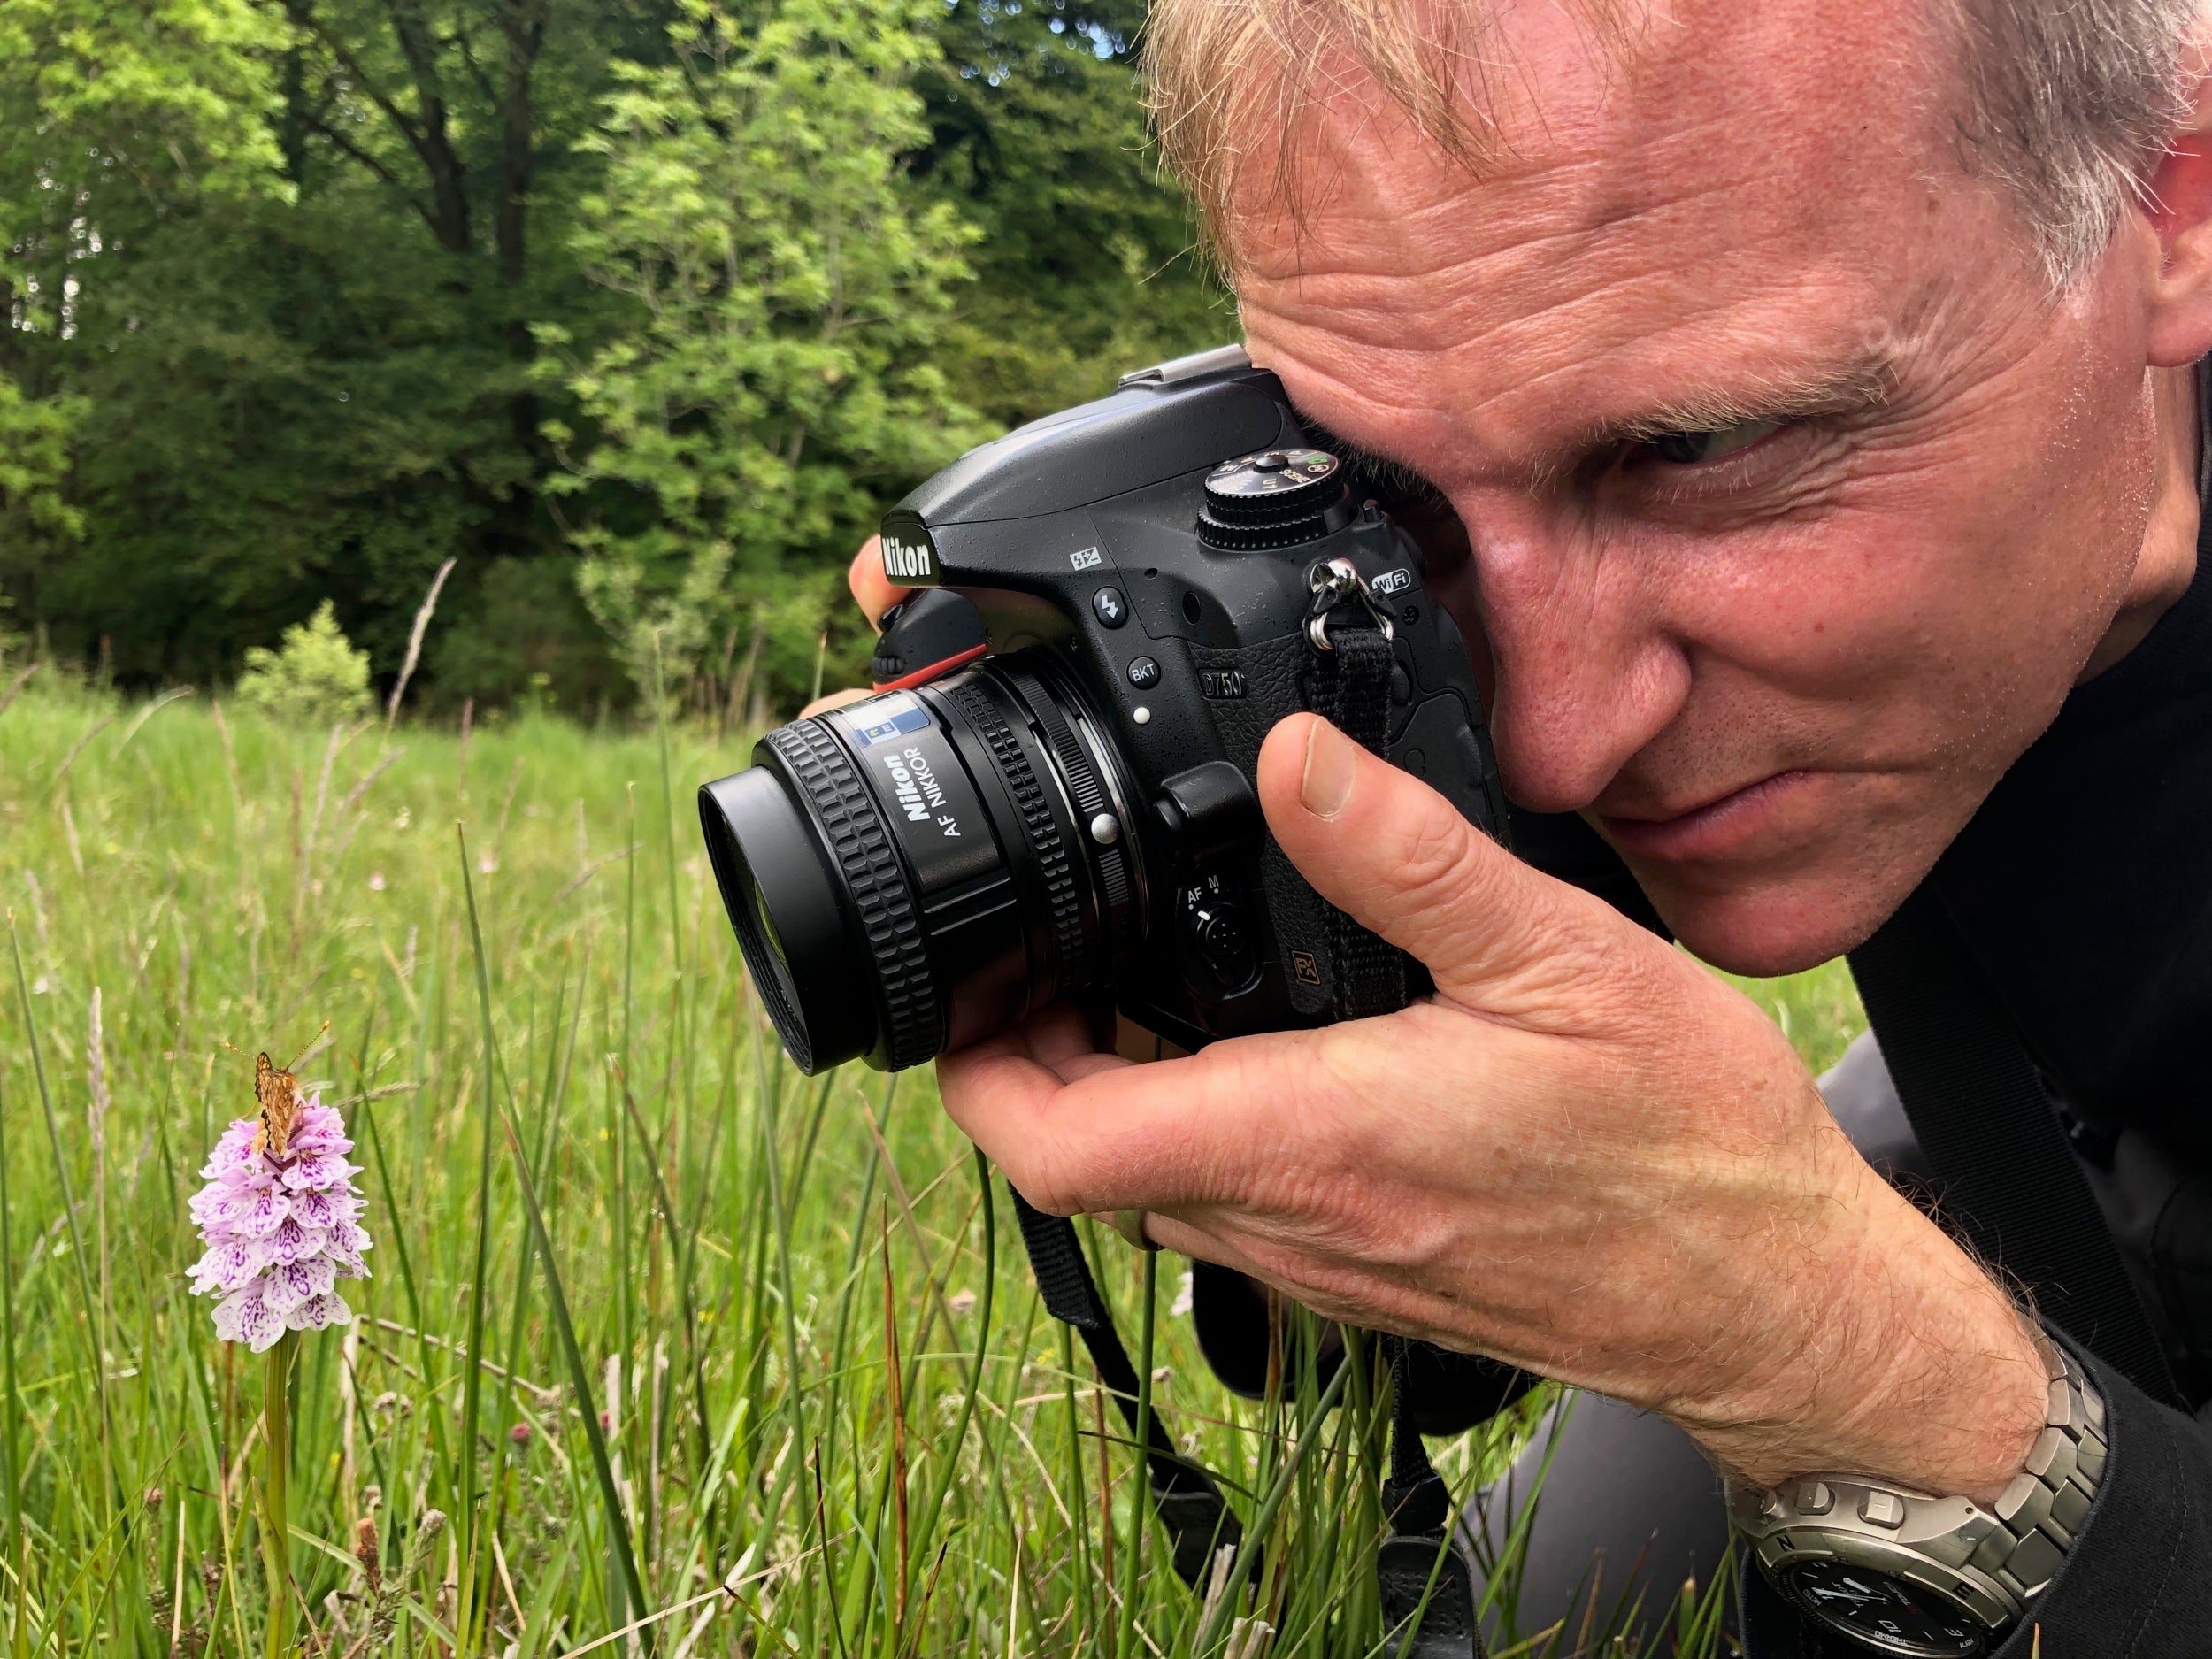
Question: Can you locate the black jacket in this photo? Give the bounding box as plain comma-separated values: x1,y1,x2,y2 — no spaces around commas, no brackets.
1739,450,2212,1651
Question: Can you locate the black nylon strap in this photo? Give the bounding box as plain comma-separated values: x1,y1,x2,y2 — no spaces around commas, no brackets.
1008,1188,1246,1586
1378,1338,1485,1658
1847,885,2185,1409
1309,618,1410,1019
1003,589,1447,1619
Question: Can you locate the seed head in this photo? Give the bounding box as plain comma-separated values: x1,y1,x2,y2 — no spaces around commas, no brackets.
354,1517,382,1598
87,987,110,1157
186,1054,372,1351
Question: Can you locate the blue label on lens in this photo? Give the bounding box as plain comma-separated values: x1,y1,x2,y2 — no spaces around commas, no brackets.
846,693,931,748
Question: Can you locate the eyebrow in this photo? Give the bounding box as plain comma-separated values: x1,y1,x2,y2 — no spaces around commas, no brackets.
1291,345,1902,500
1592,349,1899,448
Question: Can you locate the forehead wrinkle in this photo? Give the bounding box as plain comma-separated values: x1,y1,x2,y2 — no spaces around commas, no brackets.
1236,188,1780,387
1286,74,1912,277
1256,245,1886,433
1239,127,1938,461
1226,0,1958,305
1230,1,1939,272
1236,100,1903,371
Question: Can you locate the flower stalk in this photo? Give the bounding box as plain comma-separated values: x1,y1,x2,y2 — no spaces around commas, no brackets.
188,1052,372,1658
259,1332,296,1659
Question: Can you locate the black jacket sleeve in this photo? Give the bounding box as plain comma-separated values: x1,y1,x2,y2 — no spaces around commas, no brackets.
1740,1341,2212,1655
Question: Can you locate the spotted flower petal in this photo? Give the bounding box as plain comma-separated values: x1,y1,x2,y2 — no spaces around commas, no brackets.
288,1292,352,1332
191,1085,372,1349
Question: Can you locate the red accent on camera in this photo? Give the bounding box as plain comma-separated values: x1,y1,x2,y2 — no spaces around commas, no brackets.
870,642,988,694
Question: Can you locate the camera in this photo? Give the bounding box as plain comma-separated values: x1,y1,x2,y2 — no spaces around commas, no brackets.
699,343,1509,1073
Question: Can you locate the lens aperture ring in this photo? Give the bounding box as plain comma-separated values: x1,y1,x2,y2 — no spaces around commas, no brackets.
764,721,941,1068
1004,667,1133,922
943,680,1092,990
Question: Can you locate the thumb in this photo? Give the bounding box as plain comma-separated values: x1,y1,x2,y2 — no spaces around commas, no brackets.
1256,712,1646,1009
848,535,908,632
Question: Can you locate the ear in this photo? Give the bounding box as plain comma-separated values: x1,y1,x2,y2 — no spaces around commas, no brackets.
2142,46,2212,367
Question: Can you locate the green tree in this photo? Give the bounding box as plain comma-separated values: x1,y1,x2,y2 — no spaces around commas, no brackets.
549,0,983,707
911,0,1233,428
234,597,375,722
0,0,283,595
0,0,650,706
0,0,1222,718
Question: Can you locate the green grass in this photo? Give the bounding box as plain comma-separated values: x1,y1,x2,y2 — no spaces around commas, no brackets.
0,680,1862,1658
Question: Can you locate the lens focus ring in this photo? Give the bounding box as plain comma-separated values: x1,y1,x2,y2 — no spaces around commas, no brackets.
944,680,1092,990
763,721,941,1068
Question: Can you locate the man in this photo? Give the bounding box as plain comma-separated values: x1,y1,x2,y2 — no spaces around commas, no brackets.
837,0,2212,1647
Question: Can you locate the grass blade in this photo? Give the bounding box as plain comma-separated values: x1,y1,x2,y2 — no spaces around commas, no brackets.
1195,1357,1352,1655
7,920,114,1519
454,828,503,1658
495,1088,651,1642
0,1000,23,1659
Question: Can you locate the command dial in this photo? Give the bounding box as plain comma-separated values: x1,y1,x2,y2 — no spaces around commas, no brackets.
1197,449,1351,549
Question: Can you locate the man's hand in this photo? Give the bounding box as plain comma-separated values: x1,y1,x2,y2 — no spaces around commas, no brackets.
940,713,2052,1502
847,534,906,632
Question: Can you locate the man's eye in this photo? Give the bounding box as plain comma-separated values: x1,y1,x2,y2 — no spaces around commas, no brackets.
1647,417,1786,465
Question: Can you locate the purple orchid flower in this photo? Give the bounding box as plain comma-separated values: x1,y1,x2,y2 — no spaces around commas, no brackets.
188,1086,372,1353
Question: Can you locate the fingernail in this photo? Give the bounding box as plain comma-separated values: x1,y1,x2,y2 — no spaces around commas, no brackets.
1301,718,1356,818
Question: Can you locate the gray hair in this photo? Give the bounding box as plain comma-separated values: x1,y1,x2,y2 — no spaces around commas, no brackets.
1146,0,2206,285
1958,0,2203,280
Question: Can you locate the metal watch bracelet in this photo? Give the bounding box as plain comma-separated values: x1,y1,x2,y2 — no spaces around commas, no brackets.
1729,1331,2107,1633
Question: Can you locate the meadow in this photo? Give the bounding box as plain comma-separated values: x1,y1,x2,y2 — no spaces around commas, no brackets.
0,680,1863,1658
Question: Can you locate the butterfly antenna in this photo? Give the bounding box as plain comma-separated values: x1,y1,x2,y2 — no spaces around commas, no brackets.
286,1022,334,1072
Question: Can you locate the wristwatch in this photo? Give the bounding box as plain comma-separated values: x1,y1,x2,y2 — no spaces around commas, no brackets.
1729,1331,2105,1657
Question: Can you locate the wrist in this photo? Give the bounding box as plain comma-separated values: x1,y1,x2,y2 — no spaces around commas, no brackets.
1678,1153,2049,1504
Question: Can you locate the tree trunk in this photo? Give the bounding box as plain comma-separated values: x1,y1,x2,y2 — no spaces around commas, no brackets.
383,0,472,254
496,0,555,549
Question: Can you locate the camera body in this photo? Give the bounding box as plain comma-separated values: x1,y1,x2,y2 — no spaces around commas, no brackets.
700,344,1509,1071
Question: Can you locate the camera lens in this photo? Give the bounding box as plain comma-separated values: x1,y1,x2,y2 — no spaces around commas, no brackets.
700,660,1144,1073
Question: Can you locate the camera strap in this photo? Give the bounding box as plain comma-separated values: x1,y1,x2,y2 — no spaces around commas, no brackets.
1307,559,1485,1654
1304,557,1414,1019
1011,1187,1484,1655
1378,1339,1486,1658
997,559,1482,1648
1007,1189,1248,1586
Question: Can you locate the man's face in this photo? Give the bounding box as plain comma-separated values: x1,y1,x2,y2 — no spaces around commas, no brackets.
1228,0,2171,974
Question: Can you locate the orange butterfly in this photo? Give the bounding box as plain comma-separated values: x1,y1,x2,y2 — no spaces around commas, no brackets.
251,1052,305,1159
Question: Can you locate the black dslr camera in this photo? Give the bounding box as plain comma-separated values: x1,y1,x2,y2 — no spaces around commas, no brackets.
700,344,1509,1073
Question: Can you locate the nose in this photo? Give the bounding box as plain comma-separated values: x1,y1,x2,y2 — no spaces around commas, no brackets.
1455,494,1691,814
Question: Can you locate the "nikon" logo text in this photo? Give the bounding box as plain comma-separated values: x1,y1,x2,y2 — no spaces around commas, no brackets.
881,534,936,580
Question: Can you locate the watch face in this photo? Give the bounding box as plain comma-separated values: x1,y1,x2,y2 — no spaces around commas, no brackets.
1779,1562,1986,1657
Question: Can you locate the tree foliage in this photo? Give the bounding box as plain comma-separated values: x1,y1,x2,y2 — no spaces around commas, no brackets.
0,0,1226,718
550,0,983,703
234,597,375,721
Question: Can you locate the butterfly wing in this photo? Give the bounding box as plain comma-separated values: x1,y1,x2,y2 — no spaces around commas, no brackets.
254,1051,302,1157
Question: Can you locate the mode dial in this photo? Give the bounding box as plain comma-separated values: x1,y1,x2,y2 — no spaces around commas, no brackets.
1197,449,1353,550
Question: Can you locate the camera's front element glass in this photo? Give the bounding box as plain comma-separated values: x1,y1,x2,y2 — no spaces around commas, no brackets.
700,664,1141,1073
1197,449,1350,549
